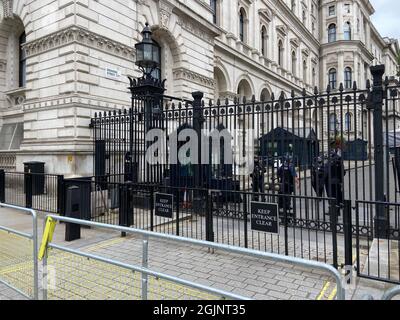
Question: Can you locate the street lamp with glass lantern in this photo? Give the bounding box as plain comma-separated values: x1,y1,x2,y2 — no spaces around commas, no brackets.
135,23,161,79
128,23,165,184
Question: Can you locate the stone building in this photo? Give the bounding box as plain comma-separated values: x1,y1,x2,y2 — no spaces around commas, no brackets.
0,0,398,176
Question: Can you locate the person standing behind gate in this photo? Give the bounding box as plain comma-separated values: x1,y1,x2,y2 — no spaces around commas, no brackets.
311,156,326,198
251,157,266,201
277,156,299,216
325,140,346,210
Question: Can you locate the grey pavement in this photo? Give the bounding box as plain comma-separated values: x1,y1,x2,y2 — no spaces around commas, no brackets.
0,282,27,300
0,205,399,300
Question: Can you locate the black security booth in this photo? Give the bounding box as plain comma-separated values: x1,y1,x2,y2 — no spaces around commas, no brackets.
260,127,319,168
343,139,368,161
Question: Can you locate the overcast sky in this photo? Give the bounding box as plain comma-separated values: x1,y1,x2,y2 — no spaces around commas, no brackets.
370,0,399,39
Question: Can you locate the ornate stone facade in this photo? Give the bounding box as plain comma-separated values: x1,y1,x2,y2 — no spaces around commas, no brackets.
0,0,398,176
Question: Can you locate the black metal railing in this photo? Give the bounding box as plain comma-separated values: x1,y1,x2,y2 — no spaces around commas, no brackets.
59,176,340,266
0,170,61,213
356,200,400,284
90,76,400,212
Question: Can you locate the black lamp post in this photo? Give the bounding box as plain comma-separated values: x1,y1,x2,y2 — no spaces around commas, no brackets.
135,23,161,78
128,23,166,184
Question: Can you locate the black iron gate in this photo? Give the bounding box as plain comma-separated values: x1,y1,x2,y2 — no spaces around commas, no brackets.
356,200,400,284
89,65,400,276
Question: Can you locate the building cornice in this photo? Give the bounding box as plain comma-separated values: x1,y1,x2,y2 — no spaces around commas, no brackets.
23,26,136,60
172,67,215,89
320,40,374,61
170,0,221,39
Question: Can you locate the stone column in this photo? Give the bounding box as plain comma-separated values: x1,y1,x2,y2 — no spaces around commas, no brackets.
354,54,359,85
338,51,344,86
321,58,327,89
271,14,276,62
338,2,344,40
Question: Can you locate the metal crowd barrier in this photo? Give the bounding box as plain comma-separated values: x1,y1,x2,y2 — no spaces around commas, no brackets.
0,203,38,300
42,214,346,300
382,286,400,300
362,286,400,300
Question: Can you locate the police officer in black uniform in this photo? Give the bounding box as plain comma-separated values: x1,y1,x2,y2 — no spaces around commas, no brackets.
277,155,299,216
251,157,266,201
325,143,346,208
312,156,326,198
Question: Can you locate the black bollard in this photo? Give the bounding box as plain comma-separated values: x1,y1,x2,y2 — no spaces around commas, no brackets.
65,186,81,242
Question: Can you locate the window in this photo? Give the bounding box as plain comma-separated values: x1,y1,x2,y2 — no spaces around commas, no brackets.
329,114,338,133
303,60,308,83
344,22,351,40
344,4,351,14
278,40,284,66
329,68,337,89
261,26,267,57
210,0,217,24
0,123,23,150
19,32,26,88
344,67,352,89
291,0,296,12
239,8,246,42
345,113,352,132
302,10,307,25
292,51,297,76
328,24,336,43
328,6,335,16
312,68,316,87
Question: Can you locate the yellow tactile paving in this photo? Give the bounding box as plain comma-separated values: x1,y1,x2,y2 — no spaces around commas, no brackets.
0,230,34,298
0,231,220,300
1,229,335,300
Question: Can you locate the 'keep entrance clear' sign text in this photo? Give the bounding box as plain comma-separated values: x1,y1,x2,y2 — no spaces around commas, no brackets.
155,193,174,219
251,202,279,234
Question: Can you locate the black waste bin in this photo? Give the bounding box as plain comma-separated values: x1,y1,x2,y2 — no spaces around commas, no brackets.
24,161,45,196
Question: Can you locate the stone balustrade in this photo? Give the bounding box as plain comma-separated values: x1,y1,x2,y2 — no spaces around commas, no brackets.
0,152,17,171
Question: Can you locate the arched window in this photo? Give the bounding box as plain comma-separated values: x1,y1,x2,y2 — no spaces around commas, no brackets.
312,68,316,87
278,40,284,67
328,24,336,43
237,79,253,99
239,8,246,42
19,32,26,88
302,10,307,25
344,67,352,89
291,0,296,12
329,68,337,89
261,26,267,57
345,113,352,132
291,51,297,76
303,60,308,83
329,113,337,133
344,22,351,40
260,88,271,102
